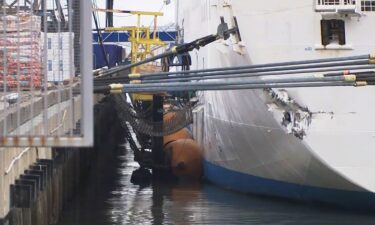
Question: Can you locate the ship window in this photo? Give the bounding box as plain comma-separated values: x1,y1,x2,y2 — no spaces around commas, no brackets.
47,38,52,49
321,19,346,46
361,1,375,11
318,0,355,5
59,60,63,71
48,60,52,71
319,0,340,5
59,37,63,50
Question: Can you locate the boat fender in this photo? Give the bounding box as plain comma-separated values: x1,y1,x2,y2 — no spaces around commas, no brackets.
163,112,193,146
164,139,202,180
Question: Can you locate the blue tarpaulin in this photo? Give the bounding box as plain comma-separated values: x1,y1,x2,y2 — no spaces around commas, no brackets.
93,44,123,69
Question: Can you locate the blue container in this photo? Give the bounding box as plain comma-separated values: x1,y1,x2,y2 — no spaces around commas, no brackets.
93,44,123,69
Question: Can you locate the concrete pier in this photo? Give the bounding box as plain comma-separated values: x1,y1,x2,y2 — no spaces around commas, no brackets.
0,95,124,225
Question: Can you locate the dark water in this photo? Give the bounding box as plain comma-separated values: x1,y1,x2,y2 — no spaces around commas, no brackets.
58,146,375,225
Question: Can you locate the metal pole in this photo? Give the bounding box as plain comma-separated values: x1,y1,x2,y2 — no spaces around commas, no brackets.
96,54,371,78
138,55,371,78
140,60,370,81
123,82,356,93
81,0,94,146
94,66,374,87
122,75,352,89
93,11,110,68
152,95,165,175
140,66,375,83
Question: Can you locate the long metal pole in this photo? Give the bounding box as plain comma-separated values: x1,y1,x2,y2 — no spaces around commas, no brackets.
94,65,375,85
139,59,370,80
92,74,362,93
82,0,94,146
140,66,375,83
122,82,356,93
101,50,176,76
96,54,371,78
119,75,353,89
93,11,110,68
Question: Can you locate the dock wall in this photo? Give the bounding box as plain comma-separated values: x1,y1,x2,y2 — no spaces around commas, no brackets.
0,95,124,225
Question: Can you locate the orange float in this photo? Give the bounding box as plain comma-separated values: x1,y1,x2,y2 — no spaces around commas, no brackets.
163,112,193,145
164,139,202,180
163,112,177,124
164,128,192,146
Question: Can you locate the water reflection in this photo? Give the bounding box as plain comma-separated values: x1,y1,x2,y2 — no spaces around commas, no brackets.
58,147,375,225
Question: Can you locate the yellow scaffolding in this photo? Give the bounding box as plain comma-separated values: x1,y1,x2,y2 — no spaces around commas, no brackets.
95,8,167,74
95,8,168,101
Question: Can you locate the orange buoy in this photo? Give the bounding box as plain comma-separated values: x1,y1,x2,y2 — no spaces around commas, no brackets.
163,112,176,122
164,139,202,180
163,112,192,145
164,128,192,146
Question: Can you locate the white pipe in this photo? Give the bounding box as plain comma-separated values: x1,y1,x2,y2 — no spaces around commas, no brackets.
4,109,67,175
50,109,67,134
4,147,31,175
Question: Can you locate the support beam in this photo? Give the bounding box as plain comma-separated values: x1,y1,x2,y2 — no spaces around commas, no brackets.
72,0,80,73
152,95,165,175
106,0,114,27
54,0,66,24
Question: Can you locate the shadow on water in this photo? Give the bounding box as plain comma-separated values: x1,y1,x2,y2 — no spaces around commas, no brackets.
58,146,375,225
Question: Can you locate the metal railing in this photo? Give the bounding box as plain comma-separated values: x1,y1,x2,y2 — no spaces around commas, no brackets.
0,0,93,147
317,0,356,5
361,0,375,11
315,0,358,12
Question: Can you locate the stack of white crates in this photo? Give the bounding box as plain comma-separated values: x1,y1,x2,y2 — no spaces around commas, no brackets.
45,32,74,82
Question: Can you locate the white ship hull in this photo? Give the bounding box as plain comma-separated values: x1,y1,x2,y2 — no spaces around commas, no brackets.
178,0,375,209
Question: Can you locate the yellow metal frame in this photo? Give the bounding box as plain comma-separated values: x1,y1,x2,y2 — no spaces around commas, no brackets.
95,8,163,16
97,8,167,100
102,12,167,74
130,11,164,16
132,93,154,101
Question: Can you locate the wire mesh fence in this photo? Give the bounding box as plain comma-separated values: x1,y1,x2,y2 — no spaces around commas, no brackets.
0,0,93,147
